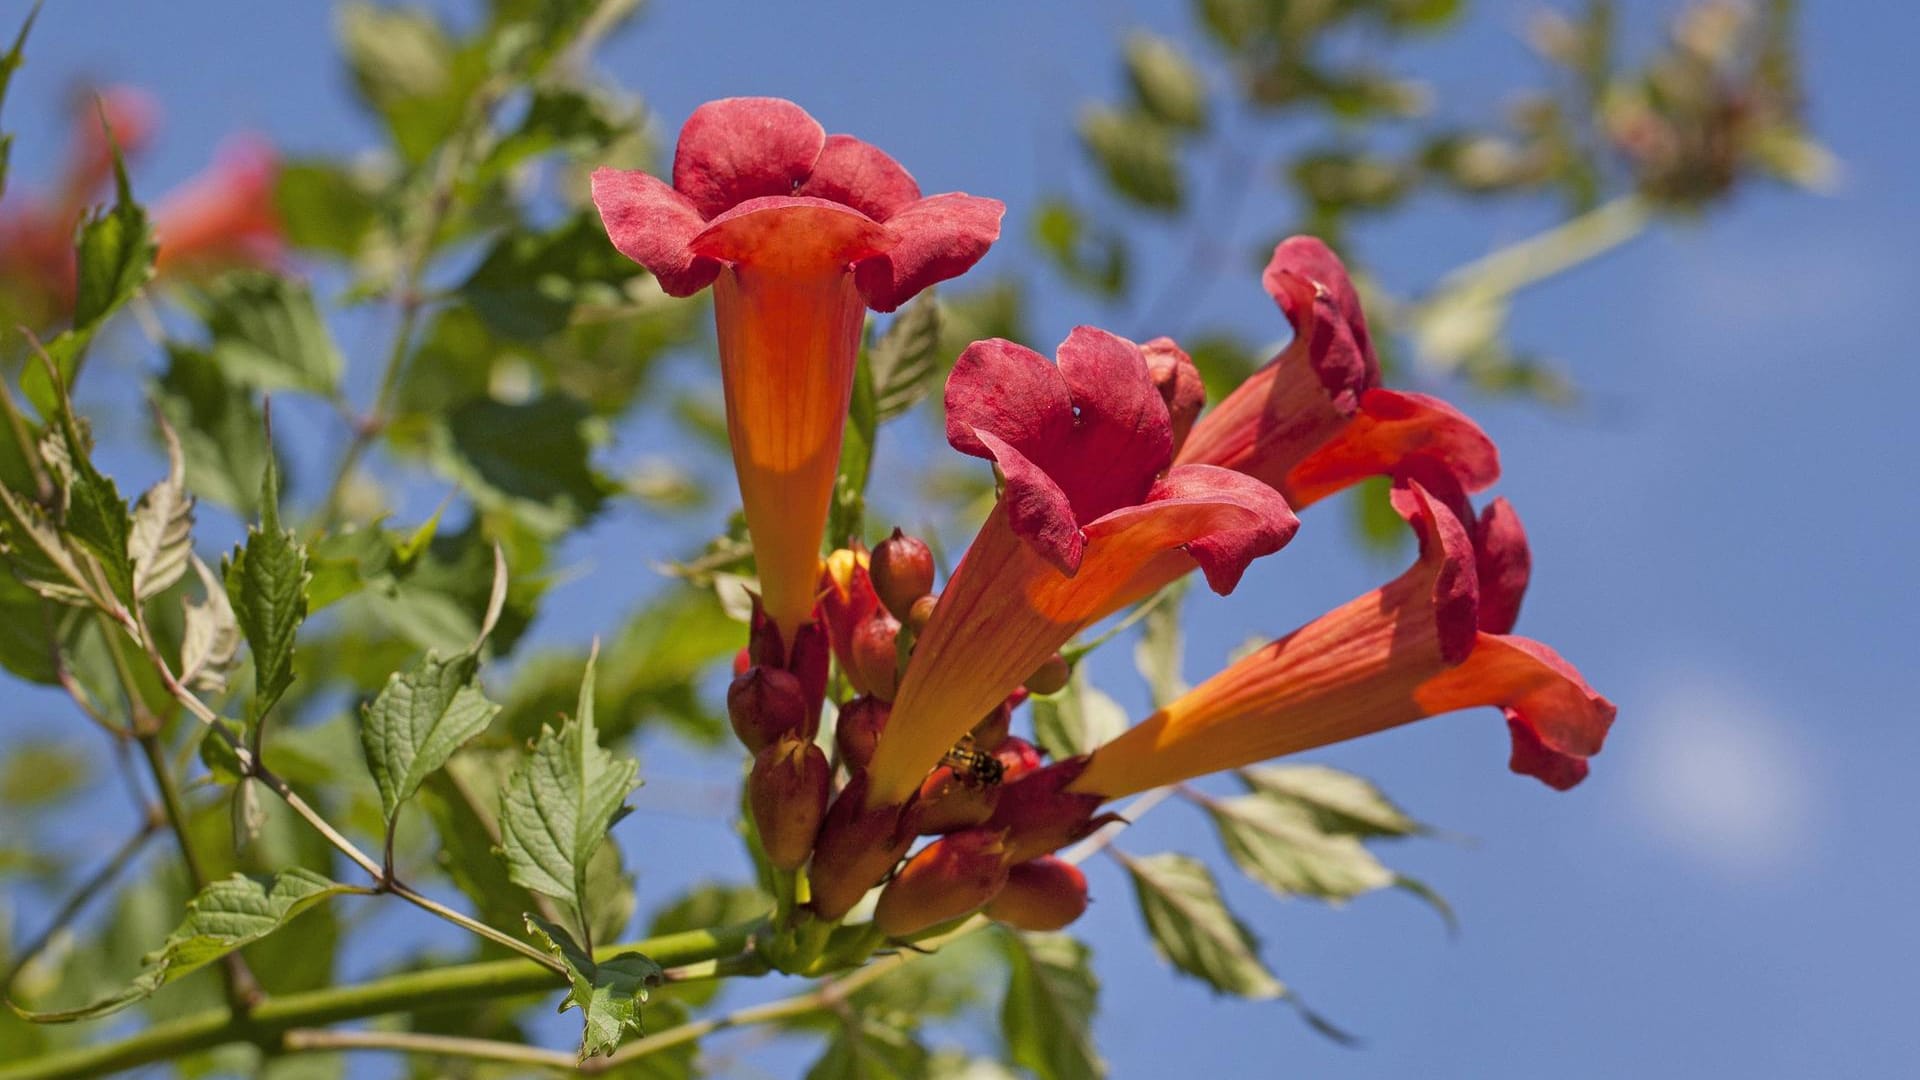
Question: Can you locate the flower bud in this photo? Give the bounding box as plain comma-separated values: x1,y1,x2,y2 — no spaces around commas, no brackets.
873,828,1012,937
1142,336,1205,458
749,736,830,871
870,528,935,623
986,758,1114,863
808,772,914,921
907,593,938,632
985,857,1088,931
970,701,1012,750
835,695,890,771
728,666,810,752
788,617,832,724
1023,653,1071,696
848,614,902,700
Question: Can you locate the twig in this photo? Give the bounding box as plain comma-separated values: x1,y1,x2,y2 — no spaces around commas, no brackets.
2,807,163,989
0,922,761,1080
280,1028,577,1070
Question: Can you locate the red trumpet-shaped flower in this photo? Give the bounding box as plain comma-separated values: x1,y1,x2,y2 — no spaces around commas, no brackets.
150,136,284,275
1067,480,1614,802
592,98,1003,636
1178,237,1500,510
862,326,1298,809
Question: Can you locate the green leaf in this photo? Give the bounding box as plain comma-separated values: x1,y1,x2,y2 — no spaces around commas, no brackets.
273,159,382,257
224,454,310,722
831,353,877,546
1033,199,1128,298
525,913,663,1061
1030,663,1126,760
191,271,345,396
868,293,945,422
1205,794,1395,901
155,344,272,514
21,140,156,412
10,868,352,1022
805,1013,929,1080
434,394,608,535
1119,852,1283,999
361,651,502,827
1124,32,1209,130
1238,764,1421,838
52,411,135,605
1001,931,1104,1080
459,214,642,342
335,2,478,165
498,647,639,930
0,570,59,684
127,409,195,602
1077,105,1183,211
0,739,89,808
482,85,628,177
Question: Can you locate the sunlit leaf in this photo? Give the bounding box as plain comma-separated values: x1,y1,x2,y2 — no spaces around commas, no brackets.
525,913,662,1061
223,454,310,723
10,868,353,1022
1001,931,1104,1080
1119,852,1283,999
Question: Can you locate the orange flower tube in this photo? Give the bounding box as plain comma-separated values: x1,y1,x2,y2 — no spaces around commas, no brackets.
1068,481,1613,801
594,98,1003,637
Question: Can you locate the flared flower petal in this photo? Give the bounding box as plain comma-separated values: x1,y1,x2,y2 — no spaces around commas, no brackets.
863,330,1297,808
1068,481,1612,801
853,192,1006,312
672,97,826,219
1142,336,1205,457
1177,238,1498,510
589,169,720,296
591,97,1003,634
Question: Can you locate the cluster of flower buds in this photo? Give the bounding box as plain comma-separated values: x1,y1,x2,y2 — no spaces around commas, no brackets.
594,95,1612,952
731,602,832,870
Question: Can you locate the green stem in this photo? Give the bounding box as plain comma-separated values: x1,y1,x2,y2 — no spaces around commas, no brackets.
0,923,760,1080
1424,194,1651,304
280,1028,576,1070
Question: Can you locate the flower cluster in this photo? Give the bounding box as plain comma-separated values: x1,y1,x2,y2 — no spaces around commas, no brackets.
595,98,1612,946
0,86,283,326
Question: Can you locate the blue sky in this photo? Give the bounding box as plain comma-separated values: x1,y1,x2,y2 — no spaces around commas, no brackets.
5,1,1918,1077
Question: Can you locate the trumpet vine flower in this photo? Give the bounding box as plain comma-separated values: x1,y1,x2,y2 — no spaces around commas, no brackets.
861,326,1298,809
592,98,1003,636
1066,480,1614,803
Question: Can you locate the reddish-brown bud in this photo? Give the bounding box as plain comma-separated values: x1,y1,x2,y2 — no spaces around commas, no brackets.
749,736,830,871
873,828,1013,937
1023,653,1071,696
907,593,938,632
728,666,810,752
747,596,786,669
848,614,902,701
870,528,936,622
971,701,1012,750
985,857,1089,931
835,695,890,771
808,772,915,921
1142,336,1205,458
986,758,1110,863
788,618,832,724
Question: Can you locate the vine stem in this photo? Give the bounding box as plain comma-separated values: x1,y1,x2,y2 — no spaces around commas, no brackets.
279,1028,578,1070
0,923,760,1080
119,604,565,975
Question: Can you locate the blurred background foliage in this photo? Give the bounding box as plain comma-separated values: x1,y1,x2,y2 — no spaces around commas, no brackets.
0,0,1821,1076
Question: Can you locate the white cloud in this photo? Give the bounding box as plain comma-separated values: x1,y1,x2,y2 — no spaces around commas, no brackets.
1623,672,1816,876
